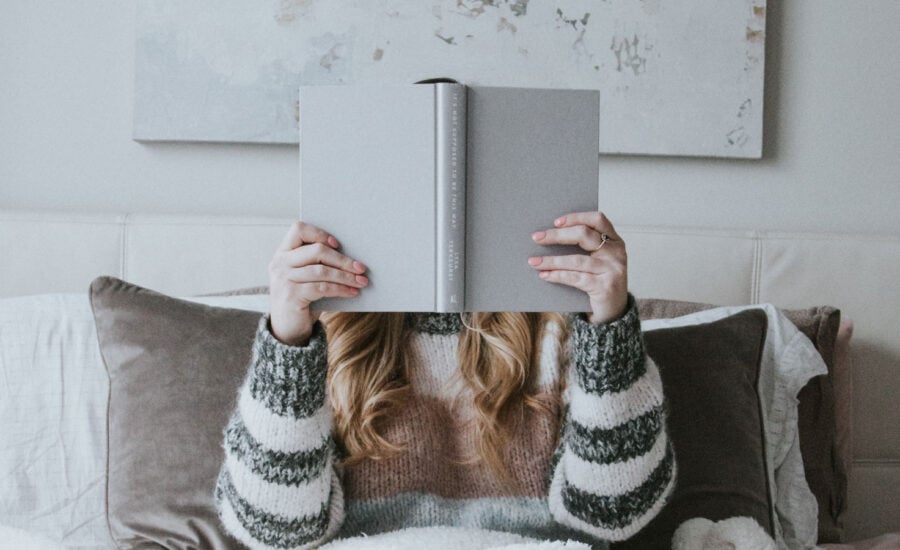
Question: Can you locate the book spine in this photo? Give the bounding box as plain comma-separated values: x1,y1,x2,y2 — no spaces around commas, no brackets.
435,84,466,312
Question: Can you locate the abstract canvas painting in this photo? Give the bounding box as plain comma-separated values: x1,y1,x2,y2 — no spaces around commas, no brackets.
135,0,766,158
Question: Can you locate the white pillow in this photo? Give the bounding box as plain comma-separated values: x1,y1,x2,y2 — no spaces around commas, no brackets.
0,292,268,549
642,304,828,550
0,294,110,548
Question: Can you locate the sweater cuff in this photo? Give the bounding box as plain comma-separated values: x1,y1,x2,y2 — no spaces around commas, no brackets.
246,314,329,419
569,294,646,396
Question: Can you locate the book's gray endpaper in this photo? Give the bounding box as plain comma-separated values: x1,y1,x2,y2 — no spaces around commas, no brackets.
300,85,437,311
465,87,599,312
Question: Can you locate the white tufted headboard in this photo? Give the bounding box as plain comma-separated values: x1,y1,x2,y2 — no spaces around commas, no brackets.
1,209,898,540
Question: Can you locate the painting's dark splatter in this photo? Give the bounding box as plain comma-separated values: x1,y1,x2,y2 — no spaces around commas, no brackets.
274,0,313,25
556,8,590,30
611,34,647,75
435,31,457,45
453,0,529,19
746,28,764,43
319,44,340,70
510,0,529,17
497,17,517,34
726,126,749,147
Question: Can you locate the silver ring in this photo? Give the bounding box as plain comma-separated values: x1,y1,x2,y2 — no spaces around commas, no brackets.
594,233,613,251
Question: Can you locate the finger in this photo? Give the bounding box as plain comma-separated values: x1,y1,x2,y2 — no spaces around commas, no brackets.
537,269,598,293
533,225,605,251
287,265,369,288
552,211,623,242
283,243,367,273
278,221,339,252
302,281,361,301
528,254,609,273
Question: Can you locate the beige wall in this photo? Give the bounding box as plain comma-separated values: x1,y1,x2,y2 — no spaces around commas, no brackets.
2,1,899,237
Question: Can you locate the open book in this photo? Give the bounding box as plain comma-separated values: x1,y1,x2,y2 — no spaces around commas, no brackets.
299,83,599,312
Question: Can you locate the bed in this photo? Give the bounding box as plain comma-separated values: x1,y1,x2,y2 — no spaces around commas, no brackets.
1,209,898,549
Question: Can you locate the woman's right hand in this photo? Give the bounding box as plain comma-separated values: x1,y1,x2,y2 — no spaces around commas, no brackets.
268,221,368,346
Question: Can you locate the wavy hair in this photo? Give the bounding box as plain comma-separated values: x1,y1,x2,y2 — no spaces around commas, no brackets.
319,311,568,487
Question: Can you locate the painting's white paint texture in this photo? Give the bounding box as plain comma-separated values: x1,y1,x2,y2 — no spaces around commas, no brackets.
134,0,766,158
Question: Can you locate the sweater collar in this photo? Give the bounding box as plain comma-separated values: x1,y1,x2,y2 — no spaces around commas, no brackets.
407,312,464,335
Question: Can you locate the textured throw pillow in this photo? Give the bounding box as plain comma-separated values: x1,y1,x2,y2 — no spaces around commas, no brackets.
611,308,772,549
638,298,847,543
89,276,267,549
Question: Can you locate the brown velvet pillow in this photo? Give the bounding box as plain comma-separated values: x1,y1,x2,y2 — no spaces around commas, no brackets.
638,298,847,543
612,308,772,549
89,276,261,549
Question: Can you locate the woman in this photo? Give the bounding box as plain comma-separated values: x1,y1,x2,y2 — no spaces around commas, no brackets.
214,211,676,549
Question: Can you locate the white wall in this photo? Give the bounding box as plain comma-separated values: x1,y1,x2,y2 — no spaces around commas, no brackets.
2,1,899,236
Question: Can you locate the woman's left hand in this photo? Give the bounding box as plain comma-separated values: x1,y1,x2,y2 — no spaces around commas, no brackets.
528,211,629,324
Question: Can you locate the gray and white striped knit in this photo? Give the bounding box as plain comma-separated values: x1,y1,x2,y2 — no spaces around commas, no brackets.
214,298,676,549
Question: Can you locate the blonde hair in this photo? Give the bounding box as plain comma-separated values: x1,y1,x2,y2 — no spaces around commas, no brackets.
320,311,568,487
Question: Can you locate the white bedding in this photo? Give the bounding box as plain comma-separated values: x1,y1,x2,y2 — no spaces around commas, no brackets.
0,292,269,549
0,294,109,548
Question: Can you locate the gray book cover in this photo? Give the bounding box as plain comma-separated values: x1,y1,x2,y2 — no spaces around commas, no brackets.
299,83,598,312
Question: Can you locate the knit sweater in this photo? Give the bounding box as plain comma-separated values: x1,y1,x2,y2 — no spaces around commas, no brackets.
214,299,676,549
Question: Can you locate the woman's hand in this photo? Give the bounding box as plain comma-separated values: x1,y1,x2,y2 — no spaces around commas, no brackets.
528,211,628,324
268,221,368,346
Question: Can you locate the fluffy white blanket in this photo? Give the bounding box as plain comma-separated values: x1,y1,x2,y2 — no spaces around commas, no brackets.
0,517,776,550
672,517,776,550
320,527,592,550
320,517,777,550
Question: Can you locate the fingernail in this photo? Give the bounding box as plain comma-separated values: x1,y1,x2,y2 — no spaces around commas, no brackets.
349,287,359,295
539,271,549,279
352,261,367,272
328,236,339,248
528,257,542,266
532,231,546,241
555,217,565,227
355,275,368,285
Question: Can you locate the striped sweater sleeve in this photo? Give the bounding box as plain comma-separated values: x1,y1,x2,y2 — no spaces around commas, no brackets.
548,296,677,541
214,315,345,550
